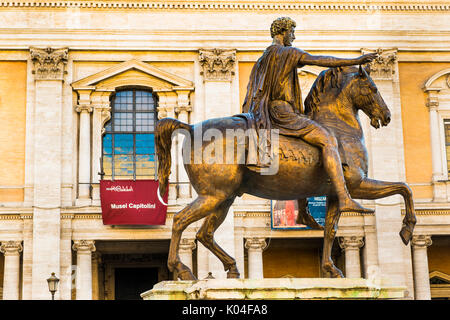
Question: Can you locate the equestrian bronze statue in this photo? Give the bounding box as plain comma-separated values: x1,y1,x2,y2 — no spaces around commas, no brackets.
155,17,416,280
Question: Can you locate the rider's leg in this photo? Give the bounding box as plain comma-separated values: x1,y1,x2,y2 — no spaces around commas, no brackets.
302,126,374,214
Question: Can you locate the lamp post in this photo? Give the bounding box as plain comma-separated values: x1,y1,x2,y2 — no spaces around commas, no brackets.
47,272,60,300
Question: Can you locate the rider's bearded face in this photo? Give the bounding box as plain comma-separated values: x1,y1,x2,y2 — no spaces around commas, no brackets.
283,27,295,46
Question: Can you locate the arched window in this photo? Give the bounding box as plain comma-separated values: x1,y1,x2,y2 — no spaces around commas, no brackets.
102,89,157,180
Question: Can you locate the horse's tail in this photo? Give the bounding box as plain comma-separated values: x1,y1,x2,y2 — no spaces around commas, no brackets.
155,117,191,196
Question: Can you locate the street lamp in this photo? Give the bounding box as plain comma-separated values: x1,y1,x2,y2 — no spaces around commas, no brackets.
47,272,59,300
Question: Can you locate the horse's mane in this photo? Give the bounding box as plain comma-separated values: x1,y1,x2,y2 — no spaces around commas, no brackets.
304,67,348,115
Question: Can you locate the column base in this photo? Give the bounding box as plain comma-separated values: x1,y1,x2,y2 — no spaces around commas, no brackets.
141,278,406,300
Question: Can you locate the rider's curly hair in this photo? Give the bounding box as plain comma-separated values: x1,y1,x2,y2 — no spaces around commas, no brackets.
270,17,296,38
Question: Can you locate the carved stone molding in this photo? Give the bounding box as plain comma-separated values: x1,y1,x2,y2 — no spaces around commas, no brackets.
412,235,432,248
179,238,197,252
0,241,23,256
361,48,397,80
2,2,449,12
75,104,93,113
339,236,364,250
72,240,96,253
30,47,68,81
425,90,440,111
245,237,267,251
175,90,192,115
199,49,236,81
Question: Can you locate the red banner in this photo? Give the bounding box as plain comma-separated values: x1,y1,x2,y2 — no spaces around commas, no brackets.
100,180,168,225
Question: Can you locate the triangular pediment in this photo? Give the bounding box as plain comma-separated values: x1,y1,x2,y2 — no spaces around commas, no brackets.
430,271,450,285
71,59,194,91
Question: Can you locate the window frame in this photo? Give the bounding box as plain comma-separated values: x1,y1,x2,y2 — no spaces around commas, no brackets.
102,89,158,181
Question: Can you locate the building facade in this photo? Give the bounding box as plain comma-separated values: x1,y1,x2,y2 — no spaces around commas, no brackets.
0,0,449,300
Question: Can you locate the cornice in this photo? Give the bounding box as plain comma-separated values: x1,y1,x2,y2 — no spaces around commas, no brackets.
0,1,448,12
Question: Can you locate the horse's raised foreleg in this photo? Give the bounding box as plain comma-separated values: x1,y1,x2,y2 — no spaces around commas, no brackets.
168,195,224,280
322,197,344,278
196,197,240,279
350,178,416,245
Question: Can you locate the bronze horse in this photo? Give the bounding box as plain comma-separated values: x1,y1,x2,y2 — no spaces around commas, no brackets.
155,65,416,280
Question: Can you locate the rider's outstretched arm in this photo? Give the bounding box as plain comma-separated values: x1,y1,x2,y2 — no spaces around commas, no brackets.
299,52,377,68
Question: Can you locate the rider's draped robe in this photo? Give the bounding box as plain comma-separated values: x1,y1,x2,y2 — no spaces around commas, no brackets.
237,44,309,167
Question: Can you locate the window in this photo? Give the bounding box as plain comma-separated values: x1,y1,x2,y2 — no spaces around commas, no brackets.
102,90,157,180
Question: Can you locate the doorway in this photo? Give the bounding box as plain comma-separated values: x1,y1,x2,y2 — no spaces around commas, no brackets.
114,267,159,300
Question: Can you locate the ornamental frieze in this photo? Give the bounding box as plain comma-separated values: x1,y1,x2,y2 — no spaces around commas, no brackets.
199,49,236,81
30,47,68,80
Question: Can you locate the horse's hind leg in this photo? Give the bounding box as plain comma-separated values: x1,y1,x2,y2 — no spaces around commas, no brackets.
296,198,324,230
322,197,344,278
196,197,240,278
350,178,416,245
168,195,224,280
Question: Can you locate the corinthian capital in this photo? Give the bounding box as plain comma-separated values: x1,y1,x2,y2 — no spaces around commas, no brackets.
30,47,68,80
72,240,96,253
361,48,397,80
412,235,432,248
245,238,267,251
179,238,197,252
0,241,23,256
199,49,236,81
339,236,364,250
75,104,93,113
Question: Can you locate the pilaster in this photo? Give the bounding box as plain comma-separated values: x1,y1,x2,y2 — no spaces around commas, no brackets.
30,46,67,300
198,49,237,279
360,48,413,298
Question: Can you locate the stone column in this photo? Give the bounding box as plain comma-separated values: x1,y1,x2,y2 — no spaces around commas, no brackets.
339,236,364,278
362,223,380,280
30,47,67,299
424,89,447,201
412,235,432,300
91,252,101,300
90,90,113,205
245,238,267,279
73,240,96,300
75,98,93,205
179,238,196,271
196,241,210,279
0,241,23,300
175,90,192,199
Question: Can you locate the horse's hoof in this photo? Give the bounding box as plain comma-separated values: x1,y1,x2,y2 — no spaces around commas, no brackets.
226,265,241,279
322,262,344,278
329,269,344,278
399,226,413,245
177,269,197,281
296,213,324,230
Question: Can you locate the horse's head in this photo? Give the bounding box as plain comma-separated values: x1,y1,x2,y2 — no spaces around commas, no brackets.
349,65,391,129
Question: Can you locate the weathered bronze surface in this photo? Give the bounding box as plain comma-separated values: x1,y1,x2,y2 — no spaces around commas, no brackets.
155,17,416,280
